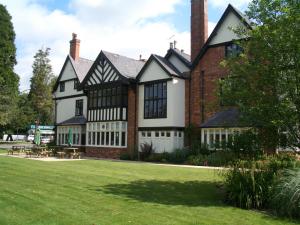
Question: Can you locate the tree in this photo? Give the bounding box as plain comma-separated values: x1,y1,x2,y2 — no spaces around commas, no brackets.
0,4,19,126
28,48,56,125
220,0,300,152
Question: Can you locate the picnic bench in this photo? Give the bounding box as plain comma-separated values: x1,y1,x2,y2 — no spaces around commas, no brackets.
8,146,26,155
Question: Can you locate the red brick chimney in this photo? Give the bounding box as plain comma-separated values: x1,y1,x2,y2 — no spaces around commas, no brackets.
69,33,80,61
191,0,208,61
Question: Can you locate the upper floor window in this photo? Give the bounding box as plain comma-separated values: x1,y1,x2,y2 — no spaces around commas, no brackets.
74,79,79,89
225,43,243,58
75,99,83,116
88,86,127,109
60,82,65,92
144,81,167,119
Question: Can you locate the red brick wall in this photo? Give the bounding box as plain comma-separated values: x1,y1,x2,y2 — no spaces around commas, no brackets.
85,147,127,159
191,0,208,61
127,85,137,153
190,46,227,127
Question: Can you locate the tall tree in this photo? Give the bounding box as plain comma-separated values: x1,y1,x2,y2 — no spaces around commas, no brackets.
0,4,19,126
29,48,55,125
220,0,300,151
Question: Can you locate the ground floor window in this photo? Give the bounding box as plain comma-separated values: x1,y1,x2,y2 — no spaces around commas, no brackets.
86,121,127,148
57,126,85,146
201,128,248,149
138,129,184,153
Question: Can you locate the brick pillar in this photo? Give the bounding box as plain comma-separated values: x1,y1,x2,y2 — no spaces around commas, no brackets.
69,33,80,61
127,84,137,154
191,0,208,61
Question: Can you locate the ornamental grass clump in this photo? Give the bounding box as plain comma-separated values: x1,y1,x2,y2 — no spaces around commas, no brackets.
223,154,299,210
271,168,300,219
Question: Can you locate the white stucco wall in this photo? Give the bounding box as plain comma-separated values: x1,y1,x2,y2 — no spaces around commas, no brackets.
168,55,189,73
56,96,87,124
138,79,185,127
140,60,169,82
54,60,85,98
209,11,246,46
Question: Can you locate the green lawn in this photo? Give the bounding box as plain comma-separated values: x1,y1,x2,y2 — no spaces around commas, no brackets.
0,156,297,225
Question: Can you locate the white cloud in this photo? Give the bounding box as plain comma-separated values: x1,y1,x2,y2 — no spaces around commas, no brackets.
0,0,218,91
209,0,251,9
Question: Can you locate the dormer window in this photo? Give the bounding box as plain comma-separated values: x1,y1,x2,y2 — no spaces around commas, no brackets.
225,43,243,58
60,82,65,92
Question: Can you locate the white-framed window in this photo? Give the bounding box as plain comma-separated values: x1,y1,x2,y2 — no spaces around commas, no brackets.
57,126,82,146
86,121,127,147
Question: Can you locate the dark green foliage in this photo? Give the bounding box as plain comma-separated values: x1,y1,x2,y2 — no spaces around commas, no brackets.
28,48,56,125
167,148,189,164
271,168,300,219
140,142,155,160
187,151,237,167
223,154,299,210
225,130,264,159
220,0,300,151
0,4,19,126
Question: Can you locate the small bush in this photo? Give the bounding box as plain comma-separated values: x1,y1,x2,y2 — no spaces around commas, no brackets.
140,142,155,160
271,168,300,219
223,154,300,210
120,152,132,160
168,148,188,164
187,154,208,166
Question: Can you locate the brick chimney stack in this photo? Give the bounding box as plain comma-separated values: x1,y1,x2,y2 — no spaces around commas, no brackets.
69,33,80,61
191,0,208,61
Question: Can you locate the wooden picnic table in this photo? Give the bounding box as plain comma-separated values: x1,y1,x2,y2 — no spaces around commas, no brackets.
63,147,81,159
8,146,26,155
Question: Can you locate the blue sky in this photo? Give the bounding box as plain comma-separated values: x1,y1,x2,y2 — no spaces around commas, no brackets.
0,0,250,91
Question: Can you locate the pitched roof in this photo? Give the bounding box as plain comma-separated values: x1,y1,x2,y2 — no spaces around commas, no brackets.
57,116,87,126
165,48,191,67
136,54,187,81
52,55,94,93
192,4,252,68
102,51,145,79
200,108,243,128
153,55,182,77
70,56,94,82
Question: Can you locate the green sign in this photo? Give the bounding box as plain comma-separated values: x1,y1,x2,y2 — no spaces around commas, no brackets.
29,125,55,130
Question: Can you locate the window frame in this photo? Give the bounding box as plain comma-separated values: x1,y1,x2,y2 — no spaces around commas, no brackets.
75,99,84,116
60,82,65,92
144,81,167,119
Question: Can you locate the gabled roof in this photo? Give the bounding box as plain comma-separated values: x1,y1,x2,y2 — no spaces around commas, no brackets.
165,48,191,67
192,4,252,69
57,116,87,126
79,50,146,89
102,51,145,79
52,55,94,93
136,54,184,81
70,56,94,82
200,108,243,128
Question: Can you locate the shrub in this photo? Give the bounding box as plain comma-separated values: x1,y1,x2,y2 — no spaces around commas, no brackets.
206,151,236,167
140,142,155,160
271,168,300,219
225,130,264,160
223,154,299,210
120,152,132,160
188,141,210,156
146,152,169,163
168,148,189,164
187,154,208,166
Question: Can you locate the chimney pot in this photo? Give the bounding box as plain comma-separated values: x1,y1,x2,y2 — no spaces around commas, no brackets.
170,42,174,49
181,49,184,53
70,33,80,60
174,40,177,49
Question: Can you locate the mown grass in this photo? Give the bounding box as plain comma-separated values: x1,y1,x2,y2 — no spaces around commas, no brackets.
0,156,298,225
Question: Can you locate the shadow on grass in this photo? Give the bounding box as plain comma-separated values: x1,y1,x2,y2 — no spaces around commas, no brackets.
91,180,223,207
